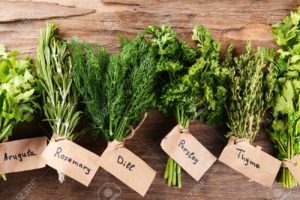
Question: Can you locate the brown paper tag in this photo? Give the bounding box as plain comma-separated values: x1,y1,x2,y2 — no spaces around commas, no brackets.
41,134,100,186
160,125,217,181
0,137,47,174
99,140,156,196
284,155,300,184
218,136,281,187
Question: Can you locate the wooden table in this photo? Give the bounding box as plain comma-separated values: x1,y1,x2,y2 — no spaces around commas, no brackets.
1,0,300,199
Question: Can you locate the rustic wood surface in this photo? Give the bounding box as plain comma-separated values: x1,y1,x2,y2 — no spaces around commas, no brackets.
1,0,300,199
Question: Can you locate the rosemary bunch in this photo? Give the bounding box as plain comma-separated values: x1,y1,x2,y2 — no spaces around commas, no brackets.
269,7,300,188
146,25,231,188
71,34,156,142
36,22,81,182
226,42,277,142
0,44,39,181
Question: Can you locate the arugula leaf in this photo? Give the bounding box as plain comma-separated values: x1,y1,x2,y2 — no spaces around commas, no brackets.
0,44,39,142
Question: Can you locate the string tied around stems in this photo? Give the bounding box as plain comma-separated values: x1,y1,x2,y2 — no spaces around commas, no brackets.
233,138,249,145
179,127,189,134
110,112,148,150
282,158,298,168
54,135,67,142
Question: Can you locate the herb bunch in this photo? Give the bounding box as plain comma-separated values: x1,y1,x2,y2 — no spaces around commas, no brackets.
226,42,277,142
146,25,231,188
269,7,300,188
71,34,156,142
0,44,39,181
36,22,81,182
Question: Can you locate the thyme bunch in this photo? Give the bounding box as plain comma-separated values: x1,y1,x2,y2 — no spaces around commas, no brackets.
226,42,277,142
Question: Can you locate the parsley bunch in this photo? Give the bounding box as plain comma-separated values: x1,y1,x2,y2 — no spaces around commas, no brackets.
0,44,39,180
36,22,82,182
146,25,231,188
71,35,156,142
269,7,300,188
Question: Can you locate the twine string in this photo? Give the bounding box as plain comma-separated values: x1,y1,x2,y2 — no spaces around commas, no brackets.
282,158,298,168
118,112,148,148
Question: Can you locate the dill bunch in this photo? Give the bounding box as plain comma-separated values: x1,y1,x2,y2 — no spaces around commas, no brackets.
71,34,156,141
36,22,82,182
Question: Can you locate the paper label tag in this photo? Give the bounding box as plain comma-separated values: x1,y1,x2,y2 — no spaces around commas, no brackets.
0,137,47,174
41,134,100,186
218,136,281,187
160,125,217,181
99,140,156,196
284,155,300,184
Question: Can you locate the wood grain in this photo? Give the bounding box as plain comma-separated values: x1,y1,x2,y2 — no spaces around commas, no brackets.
1,0,300,199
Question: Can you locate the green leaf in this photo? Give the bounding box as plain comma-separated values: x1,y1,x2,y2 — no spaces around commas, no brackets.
0,43,39,142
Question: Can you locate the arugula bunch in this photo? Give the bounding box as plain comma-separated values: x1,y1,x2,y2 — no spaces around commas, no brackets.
269,7,300,188
71,34,156,142
0,44,39,180
146,25,231,188
36,22,81,182
226,42,277,142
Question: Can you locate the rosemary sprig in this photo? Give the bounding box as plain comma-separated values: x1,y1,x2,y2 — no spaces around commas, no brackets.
37,22,81,140
36,22,81,182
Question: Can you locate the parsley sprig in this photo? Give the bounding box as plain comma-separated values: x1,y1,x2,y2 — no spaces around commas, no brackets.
146,25,231,188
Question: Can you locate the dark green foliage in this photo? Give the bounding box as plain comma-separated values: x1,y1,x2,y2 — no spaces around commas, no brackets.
146,24,231,188
146,25,230,127
71,35,156,141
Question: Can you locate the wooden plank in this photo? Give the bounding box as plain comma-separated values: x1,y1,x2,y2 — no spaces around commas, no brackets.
1,0,300,199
